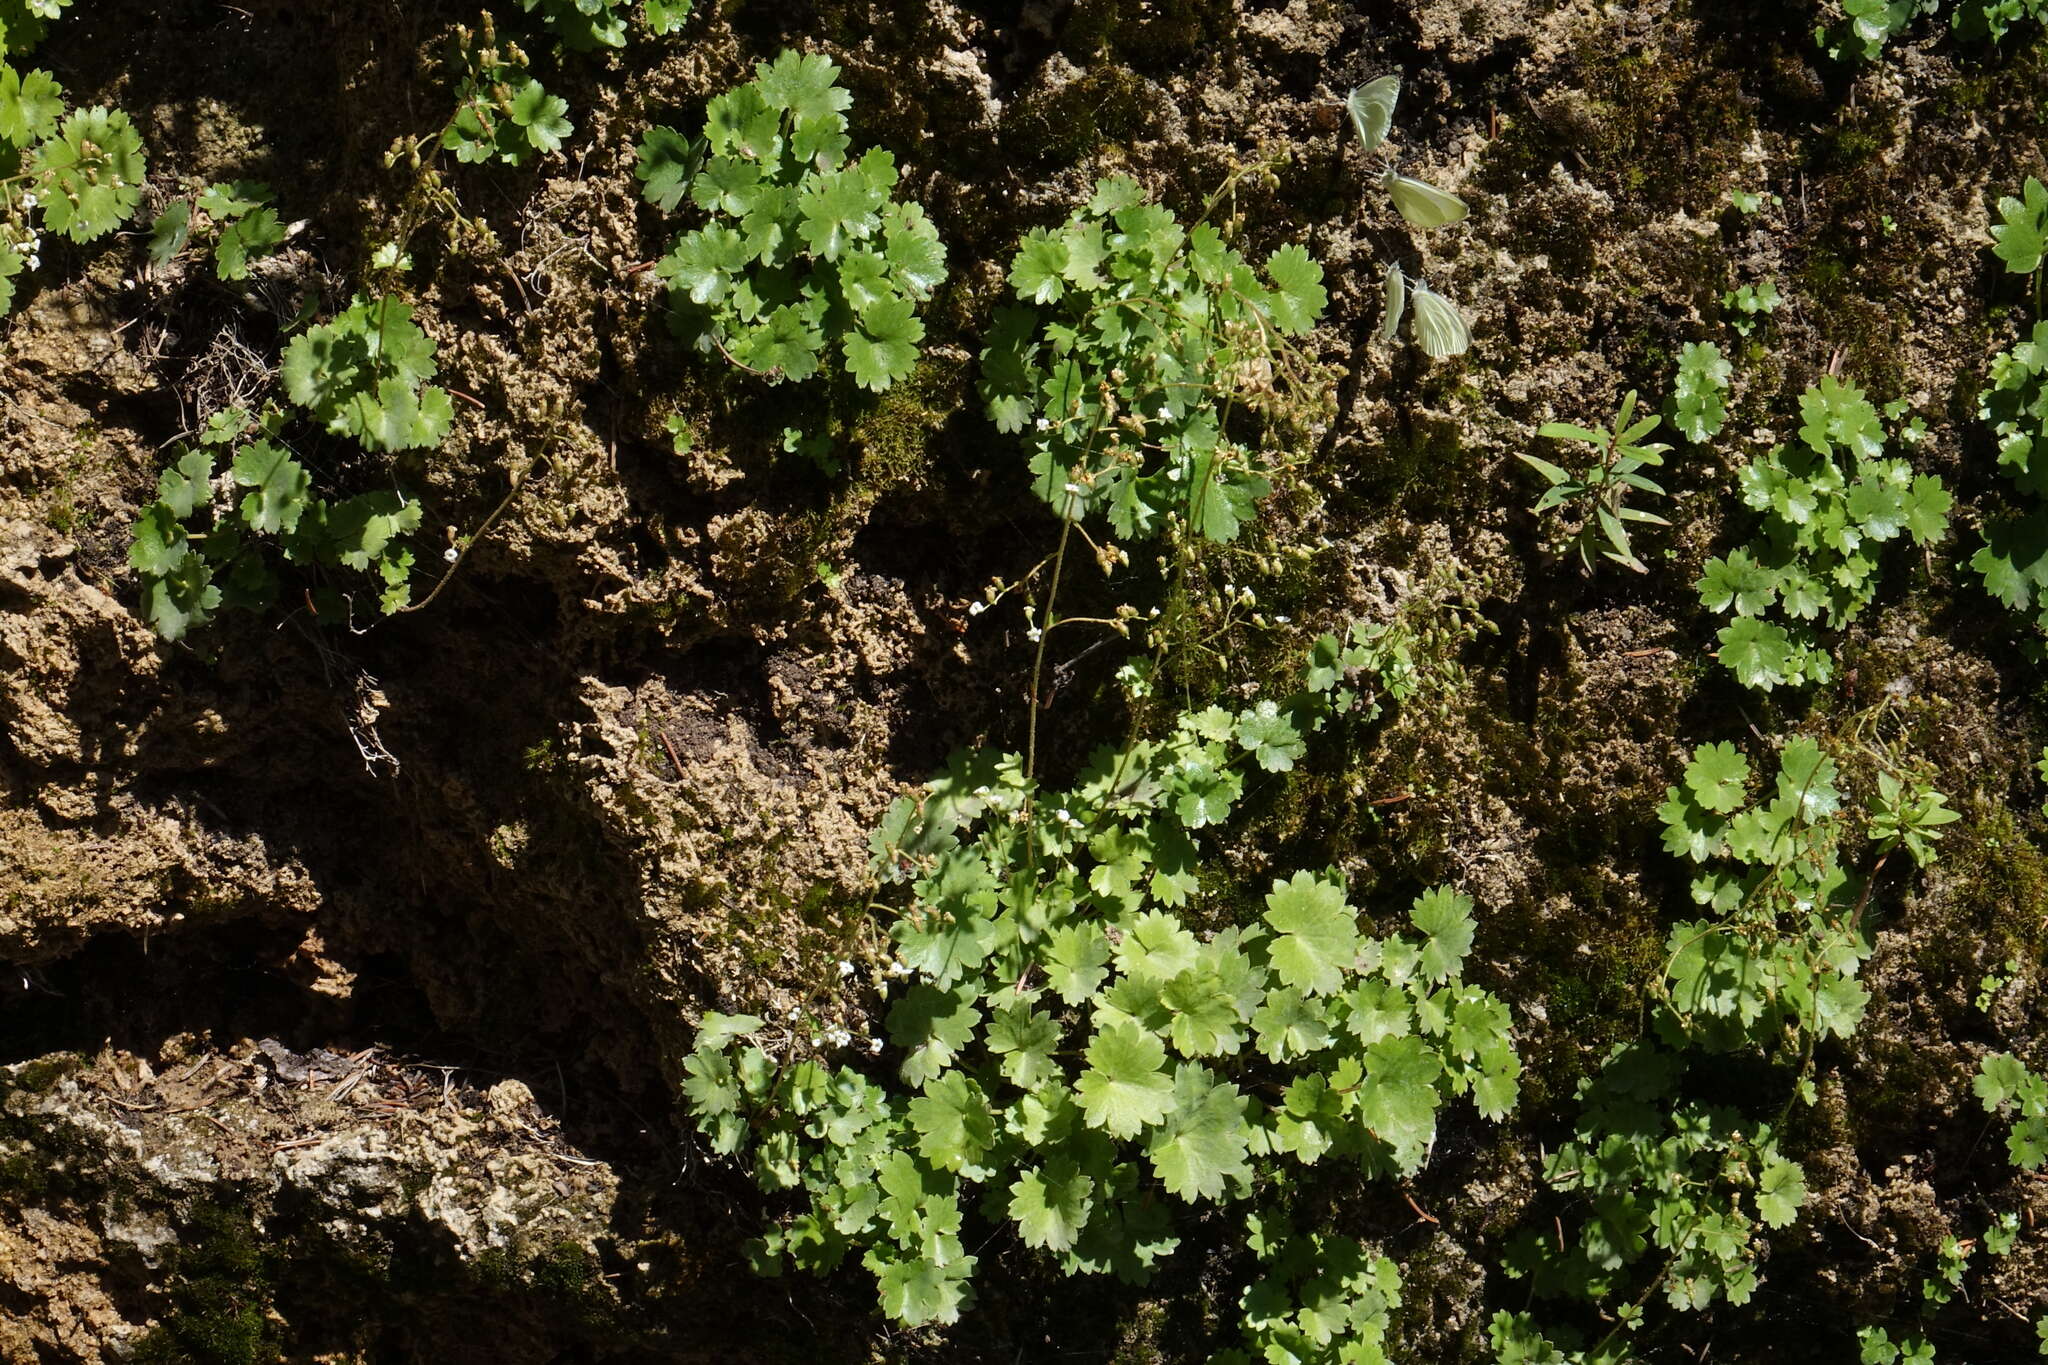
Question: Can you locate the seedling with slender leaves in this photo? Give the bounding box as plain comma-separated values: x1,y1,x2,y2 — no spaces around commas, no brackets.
977,172,1329,543
1346,74,1472,359
642,51,946,393
0,7,146,315
147,180,288,281
1696,375,1949,689
1519,389,1672,573
680,636,1517,1343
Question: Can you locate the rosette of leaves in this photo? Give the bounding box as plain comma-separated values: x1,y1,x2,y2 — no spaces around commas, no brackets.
678,633,1517,1337
641,51,947,393
1974,1051,2048,1171
1654,737,1877,1054
976,175,1329,542
1668,340,1732,444
128,406,423,640
281,293,454,453
1498,1042,1810,1352
147,180,287,281
440,18,570,166
1695,375,1949,690
0,47,146,315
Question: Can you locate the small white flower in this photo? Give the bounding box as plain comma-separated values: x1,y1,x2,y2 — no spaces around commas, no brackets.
837,960,854,978
443,545,460,563
824,1026,852,1048
1274,615,1290,624
1034,416,1051,431
1156,405,1171,421
1026,626,1043,643
1063,481,1082,495
867,1037,885,1055
967,601,985,616
26,254,39,271
20,192,36,209
885,960,911,979
1166,466,1182,481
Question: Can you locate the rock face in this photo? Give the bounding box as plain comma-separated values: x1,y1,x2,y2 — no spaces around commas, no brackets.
0,1051,618,1363
3,0,2048,1359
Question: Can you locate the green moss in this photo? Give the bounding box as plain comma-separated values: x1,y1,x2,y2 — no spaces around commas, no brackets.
1944,803,2048,955
132,1202,280,1365
1000,64,1155,167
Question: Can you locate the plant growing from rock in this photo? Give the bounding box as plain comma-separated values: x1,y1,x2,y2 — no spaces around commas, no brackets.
128,405,425,640
1668,340,1732,443
1497,1042,1810,1346
976,173,1328,542
518,0,690,48
0,7,147,315
441,14,571,166
1518,389,1672,573
282,292,454,454
1655,736,1877,1056
1970,186,2048,631
147,180,287,280
641,50,946,393
1696,375,1949,690
679,635,1517,1343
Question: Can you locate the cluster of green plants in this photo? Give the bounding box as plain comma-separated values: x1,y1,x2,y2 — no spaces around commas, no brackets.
128,293,451,639
641,51,946,392
1696,375,1949,690
1970,180,2048,632
977,173,1329,543
442,13,571,166
147,180,286,280
1723,279,1780,337
519,0,689,49
1820,0,2047,59
1494,1043,1809,1356
128,405,423,640
680,631,1518,1346
0,1,146,315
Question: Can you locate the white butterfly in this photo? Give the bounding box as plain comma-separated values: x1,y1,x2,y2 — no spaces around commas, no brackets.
1382,168,1468,229
1379,262,1406,342
1409,279,1471,359
1346,76,1400,158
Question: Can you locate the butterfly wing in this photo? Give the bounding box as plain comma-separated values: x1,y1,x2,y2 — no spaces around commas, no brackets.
1379,262,1407,342
1383,170,1469,229
1346,76,1400,157
1409,283,1471,359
